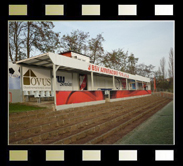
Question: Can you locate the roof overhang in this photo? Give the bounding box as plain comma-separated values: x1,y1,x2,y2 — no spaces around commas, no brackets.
16,52,91,74
16,53,53,68
16,52,150,83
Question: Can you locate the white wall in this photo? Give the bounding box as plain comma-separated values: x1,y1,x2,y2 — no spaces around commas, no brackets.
71,52,90,63
54,71,151,91
73,73,79,90
49,53,150,83
135,74,150,82
87,75,133,90
9,89,23,103
87,74,91,90
55,70,72,90
49,52,89,72
93,75,113,90
22,66,51,91
147,82,151,90
54,71,82,91
22,64,150,92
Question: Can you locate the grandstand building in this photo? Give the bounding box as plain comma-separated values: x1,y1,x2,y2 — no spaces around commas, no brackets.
9,51,151,110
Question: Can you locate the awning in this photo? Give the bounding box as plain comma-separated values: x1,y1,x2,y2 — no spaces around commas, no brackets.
16,53,52,68
16,52,91,74
16,52,150,82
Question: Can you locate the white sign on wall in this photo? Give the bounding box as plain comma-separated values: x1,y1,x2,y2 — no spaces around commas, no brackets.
55,71,73,90
22,66,51,91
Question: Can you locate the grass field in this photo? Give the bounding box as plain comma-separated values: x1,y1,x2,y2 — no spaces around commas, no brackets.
115,101,173,144
9,103,46,113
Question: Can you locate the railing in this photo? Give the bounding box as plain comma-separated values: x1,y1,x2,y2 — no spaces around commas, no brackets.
152,88,173,93
152,91,173,99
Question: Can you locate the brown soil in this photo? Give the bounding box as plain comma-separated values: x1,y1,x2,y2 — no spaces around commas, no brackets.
9,95,172,144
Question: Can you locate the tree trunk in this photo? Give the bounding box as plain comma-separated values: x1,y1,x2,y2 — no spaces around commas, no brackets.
9,46,13,62
27,22,30,58
14,22,18,61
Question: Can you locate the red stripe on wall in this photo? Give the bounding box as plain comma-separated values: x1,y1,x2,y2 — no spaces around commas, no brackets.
56,90,151,106
111,90,151,99
56,91,104,105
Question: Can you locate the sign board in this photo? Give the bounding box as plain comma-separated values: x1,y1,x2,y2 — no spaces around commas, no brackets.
22,66,51,91
55,71,72,90
88,64,129,78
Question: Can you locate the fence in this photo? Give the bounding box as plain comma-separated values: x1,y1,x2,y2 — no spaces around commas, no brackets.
152,91,173,99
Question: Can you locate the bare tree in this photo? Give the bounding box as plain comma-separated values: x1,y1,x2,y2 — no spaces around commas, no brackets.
61,29,89,53
154,67,161,79
136,63,155,78
9,21,60,61
168,48,173,78
24,21,60,58
126,53,139,74
88,33,105,65
160,57,166,80
101,48,128,71
9,22,26,61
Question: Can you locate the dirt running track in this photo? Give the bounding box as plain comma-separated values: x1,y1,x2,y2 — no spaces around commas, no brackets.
9,95,172,144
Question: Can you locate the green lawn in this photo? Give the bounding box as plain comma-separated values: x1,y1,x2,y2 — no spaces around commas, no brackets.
115,101,174,145
9,103,46,113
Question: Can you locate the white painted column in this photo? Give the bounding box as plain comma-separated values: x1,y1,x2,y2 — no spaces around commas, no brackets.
142,81,144,90
126,78,128,90
52,64,57,105
72,72,73,90
113,76,115,89
91,71,94,90
20,65,24,102
52,64,60,105
121,78,122,90
135,80,137,90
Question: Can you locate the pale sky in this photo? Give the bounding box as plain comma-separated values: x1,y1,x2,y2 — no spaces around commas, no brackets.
32,21,174,74
52,21,174,73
